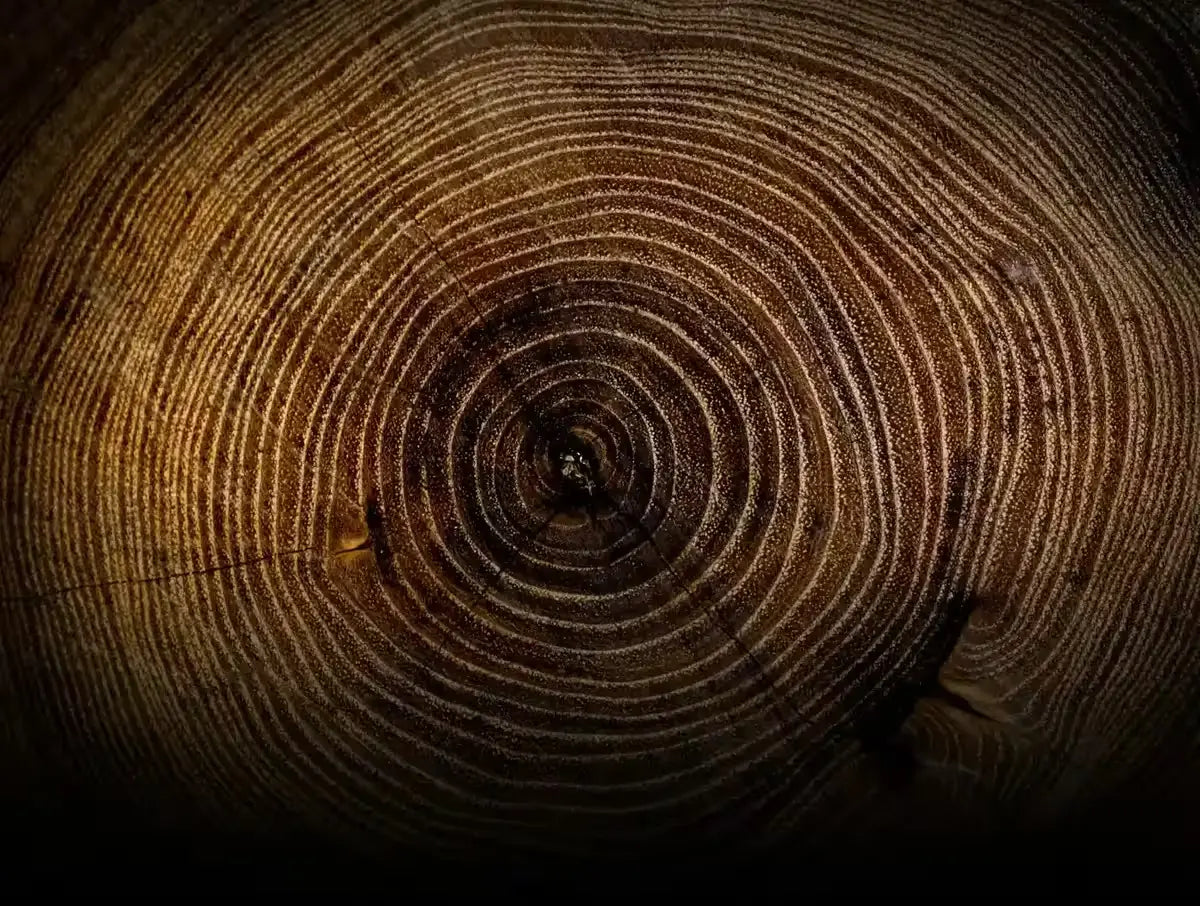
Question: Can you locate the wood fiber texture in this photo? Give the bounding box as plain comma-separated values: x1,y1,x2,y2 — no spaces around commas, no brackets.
1,0,1198,874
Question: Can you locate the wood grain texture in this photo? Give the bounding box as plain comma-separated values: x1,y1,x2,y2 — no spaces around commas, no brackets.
1,0,1198,872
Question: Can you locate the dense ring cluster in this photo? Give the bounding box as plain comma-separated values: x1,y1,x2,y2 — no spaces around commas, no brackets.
1,0,1198,859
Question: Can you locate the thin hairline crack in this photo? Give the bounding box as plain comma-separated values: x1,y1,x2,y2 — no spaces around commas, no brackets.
0,545,322,608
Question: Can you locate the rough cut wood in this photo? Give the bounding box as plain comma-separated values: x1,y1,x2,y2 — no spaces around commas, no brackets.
1,0,1197,868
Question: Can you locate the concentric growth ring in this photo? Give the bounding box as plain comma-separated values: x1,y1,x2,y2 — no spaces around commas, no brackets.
0,0,1198,864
